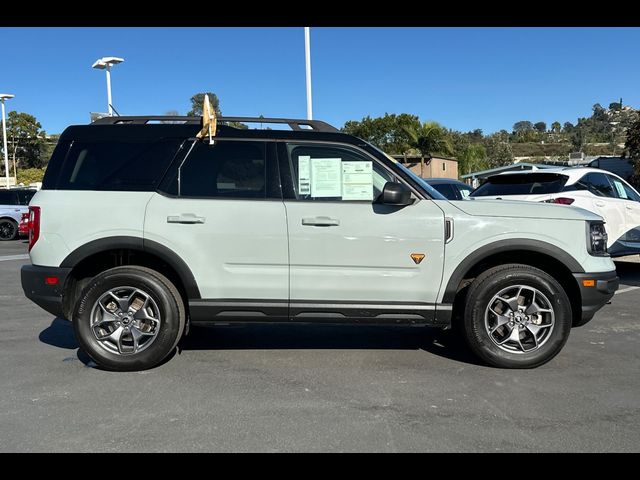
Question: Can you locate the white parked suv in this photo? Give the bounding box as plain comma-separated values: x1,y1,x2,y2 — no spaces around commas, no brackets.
21,116,618,371
0,188,37,241
470,167,640,257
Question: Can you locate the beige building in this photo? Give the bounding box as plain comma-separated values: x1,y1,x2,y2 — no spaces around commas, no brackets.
392,155,459,180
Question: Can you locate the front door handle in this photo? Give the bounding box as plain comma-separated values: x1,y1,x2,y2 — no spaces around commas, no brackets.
301,216,340,227
167,213,206,224
594,201,606,207
626,204,634,210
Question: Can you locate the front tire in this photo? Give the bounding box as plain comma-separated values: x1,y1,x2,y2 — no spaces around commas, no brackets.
462,264,572,368
73,266,186,371
0,219,18,241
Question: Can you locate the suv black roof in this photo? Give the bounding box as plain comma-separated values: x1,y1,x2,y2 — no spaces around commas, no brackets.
59,116,362,146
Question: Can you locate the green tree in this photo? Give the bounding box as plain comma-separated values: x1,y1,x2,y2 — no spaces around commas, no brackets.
17,167,46,185
551,121,562,133
187,92,221,116
534,121,547,133
403,121,453,177
563,121,574,133
5,111,47,177
484,134,514,168
458,144,488,176
342,113,421,154
513,121,534,133
626,118,640,186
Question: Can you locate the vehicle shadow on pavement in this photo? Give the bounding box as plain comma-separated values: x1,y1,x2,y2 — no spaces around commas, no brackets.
180,324,484,366
614,261,640,287
37,319,483,368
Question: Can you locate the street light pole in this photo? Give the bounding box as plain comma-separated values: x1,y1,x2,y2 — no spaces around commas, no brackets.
304,27,313,120
92,57,124,117
0,94,15,190
105,64,113,116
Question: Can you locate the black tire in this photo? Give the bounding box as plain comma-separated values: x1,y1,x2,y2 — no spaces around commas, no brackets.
462,263,572,369
73,266,186,371
0,218,18,241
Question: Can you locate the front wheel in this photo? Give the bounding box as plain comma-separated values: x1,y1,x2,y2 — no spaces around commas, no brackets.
462,264,572,368
0,219,18,241
73,266,186,371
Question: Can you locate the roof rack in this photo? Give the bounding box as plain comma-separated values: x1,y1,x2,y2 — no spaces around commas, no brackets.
91,115,340,133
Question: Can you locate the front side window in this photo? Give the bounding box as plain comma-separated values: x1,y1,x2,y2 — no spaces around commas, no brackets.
283,143,396,202
608,175,640,202
178,141,267,199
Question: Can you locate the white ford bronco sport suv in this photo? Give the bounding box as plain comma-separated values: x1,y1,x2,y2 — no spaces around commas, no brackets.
21,115,618,371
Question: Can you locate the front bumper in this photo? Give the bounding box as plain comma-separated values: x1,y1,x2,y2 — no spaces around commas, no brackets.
573,270,619,326
21,265,72,318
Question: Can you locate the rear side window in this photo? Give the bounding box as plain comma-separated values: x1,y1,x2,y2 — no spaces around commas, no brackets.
471,173,568,196
53,139,183,191
16,190,36,205
571,172,617,198
177,141,268,199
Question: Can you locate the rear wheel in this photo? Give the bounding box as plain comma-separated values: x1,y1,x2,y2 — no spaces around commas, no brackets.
0,219,18,241
462,264,572,368
73,266,186,371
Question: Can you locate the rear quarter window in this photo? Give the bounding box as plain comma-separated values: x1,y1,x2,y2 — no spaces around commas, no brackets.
46,139,184,191
471,173,568,196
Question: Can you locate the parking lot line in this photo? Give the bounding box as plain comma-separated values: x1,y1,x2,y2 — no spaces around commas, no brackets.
0,254,29,262
615,286,640,295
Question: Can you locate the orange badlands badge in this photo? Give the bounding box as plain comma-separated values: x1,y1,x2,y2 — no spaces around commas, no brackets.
410,253,425,265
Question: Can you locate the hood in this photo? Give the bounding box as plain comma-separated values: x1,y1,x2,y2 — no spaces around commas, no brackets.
449,198,602,222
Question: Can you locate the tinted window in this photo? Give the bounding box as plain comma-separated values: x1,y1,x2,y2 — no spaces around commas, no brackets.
178,141,267,199
55,139,183,191
16,190,36,205
471,173,568,196
0,191,16,205
284,143,396,202
458,184,472,199
431,183,458,200
608,175,640,202
572,172,617,198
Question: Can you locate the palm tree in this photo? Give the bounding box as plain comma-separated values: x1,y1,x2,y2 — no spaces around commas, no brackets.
403,121,453,177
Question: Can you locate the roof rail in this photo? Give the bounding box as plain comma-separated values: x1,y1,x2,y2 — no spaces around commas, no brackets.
91,116,340,133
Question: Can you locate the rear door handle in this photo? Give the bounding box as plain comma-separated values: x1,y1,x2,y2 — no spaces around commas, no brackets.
167,213,206,224
594,201,606,207
301,216,340,227
626,205,634,210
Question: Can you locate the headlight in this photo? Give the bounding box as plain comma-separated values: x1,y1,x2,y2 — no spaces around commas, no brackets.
587,221,608,256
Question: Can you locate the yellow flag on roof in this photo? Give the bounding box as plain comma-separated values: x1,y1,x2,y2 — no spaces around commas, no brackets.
196,94,217,144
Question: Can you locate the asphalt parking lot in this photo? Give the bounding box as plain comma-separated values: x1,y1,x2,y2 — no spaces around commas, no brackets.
1,240,639,452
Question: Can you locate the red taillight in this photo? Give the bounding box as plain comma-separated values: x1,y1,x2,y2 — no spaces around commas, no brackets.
545,197,575,205
45,276,59,286
28,206,40,252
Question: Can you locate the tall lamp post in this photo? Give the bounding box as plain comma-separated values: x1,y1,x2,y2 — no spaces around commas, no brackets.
304,27,313,120
92,57,124,116
0,93,14,189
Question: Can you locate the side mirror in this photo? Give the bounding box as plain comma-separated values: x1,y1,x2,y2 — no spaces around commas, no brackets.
381,182,412,206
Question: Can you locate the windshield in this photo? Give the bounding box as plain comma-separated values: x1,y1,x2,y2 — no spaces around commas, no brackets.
471,173,569,197
366,145,448,200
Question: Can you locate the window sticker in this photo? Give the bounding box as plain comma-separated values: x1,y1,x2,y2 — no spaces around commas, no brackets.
298,155,311,195
342,161,373,200
310,158,342,197
613,180,627,199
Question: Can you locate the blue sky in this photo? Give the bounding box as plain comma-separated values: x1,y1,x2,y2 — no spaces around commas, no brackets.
1,27,639,134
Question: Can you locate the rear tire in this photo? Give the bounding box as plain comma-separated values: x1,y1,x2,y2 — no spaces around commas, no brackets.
462,263,572,368
73,266,186,371
0,219,18,241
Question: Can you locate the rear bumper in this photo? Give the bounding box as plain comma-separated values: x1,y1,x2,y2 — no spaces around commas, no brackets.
573,270,619,327
21,265,71,318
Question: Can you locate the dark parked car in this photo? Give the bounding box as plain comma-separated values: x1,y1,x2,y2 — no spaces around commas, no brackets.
423,178,473,200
